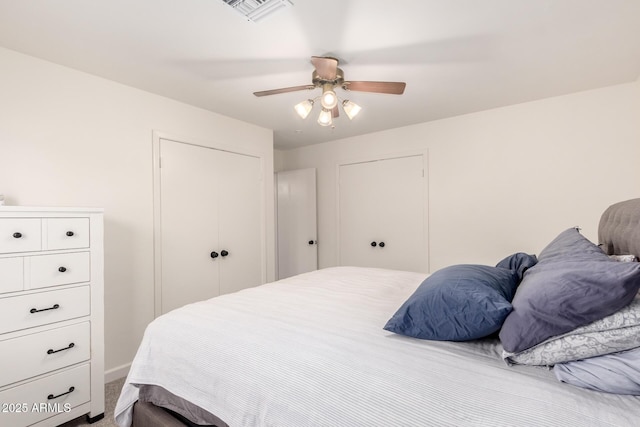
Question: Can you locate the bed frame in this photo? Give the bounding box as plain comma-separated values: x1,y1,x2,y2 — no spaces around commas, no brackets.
132,401,187,427
129,198,640,427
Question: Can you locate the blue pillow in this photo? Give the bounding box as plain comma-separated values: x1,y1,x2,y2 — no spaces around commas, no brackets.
496,252,538,281
499,228,640,353
384,265,519,341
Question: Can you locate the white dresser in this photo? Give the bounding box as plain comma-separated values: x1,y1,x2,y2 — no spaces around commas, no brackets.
0,207,104,427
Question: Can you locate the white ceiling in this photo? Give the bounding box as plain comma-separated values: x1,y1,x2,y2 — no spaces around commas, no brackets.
1,0,639,150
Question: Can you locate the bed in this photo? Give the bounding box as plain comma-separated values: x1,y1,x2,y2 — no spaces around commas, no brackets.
115,198,640,427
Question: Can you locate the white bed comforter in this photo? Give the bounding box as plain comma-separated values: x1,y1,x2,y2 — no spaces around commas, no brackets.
115,267,640,427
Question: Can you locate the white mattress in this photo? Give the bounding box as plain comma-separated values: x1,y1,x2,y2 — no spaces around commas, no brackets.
115,267,640,426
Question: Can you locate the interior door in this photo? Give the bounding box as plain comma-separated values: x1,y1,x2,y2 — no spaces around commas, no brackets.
339,160,383,268
276,168,318,279
159,139,220,314
374,155,425,271
339,155,426,272
217,149,262,295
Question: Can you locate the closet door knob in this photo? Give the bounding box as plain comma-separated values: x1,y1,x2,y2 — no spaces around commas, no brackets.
210,251,219,259
221,250,229,257
13,232,22,238
370,241,377,247
379,242,385,248
58,266,67,272
66,231,74,237
308,240,315,245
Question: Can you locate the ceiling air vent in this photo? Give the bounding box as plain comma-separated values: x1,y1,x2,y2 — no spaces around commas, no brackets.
222,0,293,23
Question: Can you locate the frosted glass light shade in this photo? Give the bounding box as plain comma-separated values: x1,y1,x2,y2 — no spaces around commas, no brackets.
342,100,361,120
294,99,314,119
317,108,333,126
320,85,338,109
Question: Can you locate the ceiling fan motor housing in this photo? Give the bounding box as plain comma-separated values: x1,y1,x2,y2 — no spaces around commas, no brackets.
312,67,344,88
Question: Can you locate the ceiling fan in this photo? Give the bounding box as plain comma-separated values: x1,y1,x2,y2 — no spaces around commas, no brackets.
253,56,406,126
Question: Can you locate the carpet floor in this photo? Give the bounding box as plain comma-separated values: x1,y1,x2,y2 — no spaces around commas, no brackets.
59,376,126,427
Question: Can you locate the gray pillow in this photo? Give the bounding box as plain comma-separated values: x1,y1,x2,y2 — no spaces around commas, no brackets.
499,228,640,354
554,347,640,395
503,292,640,365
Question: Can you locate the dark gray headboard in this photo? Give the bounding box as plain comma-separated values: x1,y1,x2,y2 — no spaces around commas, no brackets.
598,198,640,258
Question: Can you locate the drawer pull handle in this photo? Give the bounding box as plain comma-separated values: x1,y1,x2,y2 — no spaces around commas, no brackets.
47,386,75,400
58,266,67,272
30,304,60,314
12,232,22,238
47,342,75,355
66,231,75,237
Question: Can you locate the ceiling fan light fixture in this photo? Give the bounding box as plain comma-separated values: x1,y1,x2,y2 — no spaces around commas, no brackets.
342,100,361,120
317,108,333,127
294,99,314,119
254,56,406,129
320,84,338,109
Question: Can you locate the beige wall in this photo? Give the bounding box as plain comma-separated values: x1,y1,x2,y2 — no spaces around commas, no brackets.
2,43,638,378
274,149,287,172
278,80,640,272
0,47,275,379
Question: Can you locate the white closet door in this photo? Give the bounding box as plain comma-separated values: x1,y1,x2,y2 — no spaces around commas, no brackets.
217,149,262,295
339,160,383,268
374,155,425,271
339,155,426,272
160,140,220,314
276,168,318,279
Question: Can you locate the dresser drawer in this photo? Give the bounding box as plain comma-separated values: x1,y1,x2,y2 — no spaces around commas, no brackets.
30,252,91,290
0,363,90,426
0,322,90,387
0,286,90,334
0,257,23,294
46,218,90,250
0,218,42,254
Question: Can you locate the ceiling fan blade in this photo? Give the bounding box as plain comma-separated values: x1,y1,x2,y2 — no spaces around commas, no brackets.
331,105,339,118
253,85,315,97
311,56,338,80
343,81,406,95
